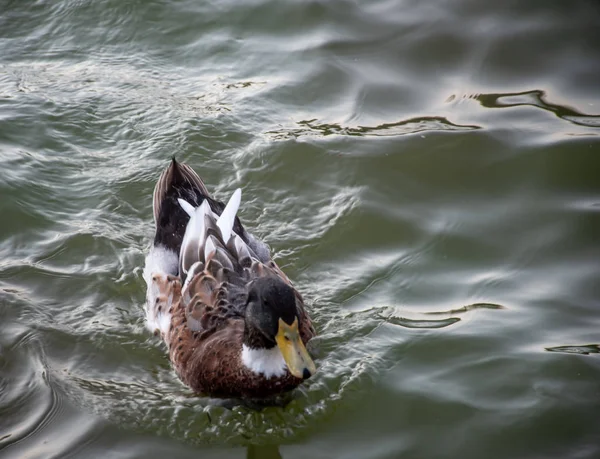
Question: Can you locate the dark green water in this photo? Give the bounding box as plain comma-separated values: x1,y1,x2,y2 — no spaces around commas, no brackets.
1,0,600,457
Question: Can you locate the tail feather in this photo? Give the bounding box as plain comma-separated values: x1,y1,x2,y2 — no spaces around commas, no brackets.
153,158,210,224
152,159,212,253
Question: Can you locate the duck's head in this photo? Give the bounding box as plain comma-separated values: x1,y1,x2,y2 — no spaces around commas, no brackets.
243,277,316,380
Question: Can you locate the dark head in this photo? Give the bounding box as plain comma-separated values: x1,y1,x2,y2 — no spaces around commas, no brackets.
244,277,316,380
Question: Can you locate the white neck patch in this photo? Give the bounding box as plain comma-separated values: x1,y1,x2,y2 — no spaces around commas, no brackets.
241,344,287,379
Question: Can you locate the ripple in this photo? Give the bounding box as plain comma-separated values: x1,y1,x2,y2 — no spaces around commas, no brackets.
545,344,600,356
0,327,58,454
385,316,461,329
472,89,600,129
46,306,384,446
266,116,481,140
424,302,506,315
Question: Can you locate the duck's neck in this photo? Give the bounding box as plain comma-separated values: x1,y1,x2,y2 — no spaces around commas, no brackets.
241,345,286,379
241,326,286,378
243,324,273,349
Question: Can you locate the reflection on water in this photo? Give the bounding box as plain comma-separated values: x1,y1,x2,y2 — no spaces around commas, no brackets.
424,302,506,316
267,89,600,141
266,116,480,139
369,303,506,330
385,315,461,329
247,444,282,459
545,344,600,355
473,89,600,128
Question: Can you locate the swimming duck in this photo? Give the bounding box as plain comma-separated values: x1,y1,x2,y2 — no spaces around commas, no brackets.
143,159,316,399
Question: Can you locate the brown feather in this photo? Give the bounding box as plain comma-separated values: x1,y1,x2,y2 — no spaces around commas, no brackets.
157,264,315,398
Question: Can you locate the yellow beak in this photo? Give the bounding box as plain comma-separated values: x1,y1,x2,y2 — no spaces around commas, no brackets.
275,318,316,379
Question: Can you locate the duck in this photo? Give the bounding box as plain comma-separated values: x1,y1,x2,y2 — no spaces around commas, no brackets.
142,159,316,399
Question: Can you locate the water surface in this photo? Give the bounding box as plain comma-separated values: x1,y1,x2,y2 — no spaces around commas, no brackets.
1,0,600,458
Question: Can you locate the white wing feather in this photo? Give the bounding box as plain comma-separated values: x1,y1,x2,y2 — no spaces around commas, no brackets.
204,234,218,261
179,199,210,274
177,198,195,218
217,188,241,244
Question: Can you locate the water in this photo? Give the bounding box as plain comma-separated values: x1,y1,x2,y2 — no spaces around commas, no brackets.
1,0,599,457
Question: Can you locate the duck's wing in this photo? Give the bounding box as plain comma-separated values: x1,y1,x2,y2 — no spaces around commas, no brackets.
145,159,275,337
151,158,270,264
175,190,314,341
177,186,245,278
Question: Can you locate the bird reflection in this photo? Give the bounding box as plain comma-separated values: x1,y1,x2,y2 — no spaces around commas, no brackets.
247,443,283,459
